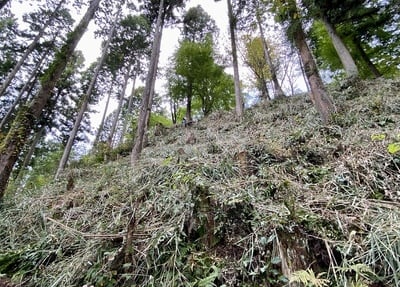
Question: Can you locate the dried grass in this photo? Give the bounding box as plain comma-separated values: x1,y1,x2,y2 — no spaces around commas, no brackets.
1,78,400,286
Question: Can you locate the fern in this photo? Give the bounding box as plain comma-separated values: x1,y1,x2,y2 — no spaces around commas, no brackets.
289,268,329,287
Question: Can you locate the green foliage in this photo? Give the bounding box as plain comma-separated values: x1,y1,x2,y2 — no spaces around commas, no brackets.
149,113,173,128
17,143,63,191
183,5,218,42
309,20,343,73
168,38,234,117
387,142,400,155
289,268,329,287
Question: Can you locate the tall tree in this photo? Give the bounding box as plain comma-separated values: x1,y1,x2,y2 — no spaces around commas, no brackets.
242,35,272,101
0,0,69,98
131,0,186,164
93,80,114,147
255,8,285,99
273,0,335,123
302,0,359,79
183,5,218,42
226,0,244,118
55,6,121,179
0,0,102,198
239,0,285,99
103,13,150,146
107,65,131,146
0,50,48,130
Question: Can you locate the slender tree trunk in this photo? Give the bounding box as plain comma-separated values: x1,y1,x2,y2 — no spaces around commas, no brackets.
293,19,335,123
260,79,270,101
185,82,193,122
0,0,66,98
321,16,359,79
107,65,132,147
93,83,113,148
119,73,137,145
297,50,311,94
131,0,164,165
143,36,162,142
55,10,120,179
170,98,177,124
0,0,101,198
227,0,244,119
256,12,285,99
0,51,48,130
353,38,382,78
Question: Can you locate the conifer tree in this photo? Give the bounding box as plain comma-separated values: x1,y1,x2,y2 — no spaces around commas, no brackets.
0,0,102,198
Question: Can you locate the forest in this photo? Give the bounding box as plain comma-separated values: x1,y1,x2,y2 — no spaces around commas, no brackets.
0,0,399,286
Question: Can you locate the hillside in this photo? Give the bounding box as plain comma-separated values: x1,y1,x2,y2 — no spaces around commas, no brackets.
1,78,400,287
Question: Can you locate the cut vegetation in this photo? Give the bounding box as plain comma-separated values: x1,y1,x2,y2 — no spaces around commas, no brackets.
1,78,400,286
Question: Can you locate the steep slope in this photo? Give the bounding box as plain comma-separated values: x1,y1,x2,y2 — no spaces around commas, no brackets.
0,78,400,286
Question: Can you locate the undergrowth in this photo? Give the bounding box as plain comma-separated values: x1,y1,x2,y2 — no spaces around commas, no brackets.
0,78,399,286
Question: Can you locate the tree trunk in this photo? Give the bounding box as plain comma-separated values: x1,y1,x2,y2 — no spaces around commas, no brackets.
0,50,48,130
93,82,113,148
293,19,335,123
256,11,285,99
353,38,382,78
321,16,359,79
107,65,132,147
0,0,67,98
227,0,244,119
131,0,164,165
119,73,137,145
55,10,119,179
0,0,101,198
185,82,193,122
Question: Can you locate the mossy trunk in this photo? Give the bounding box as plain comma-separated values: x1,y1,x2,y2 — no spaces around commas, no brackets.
0,0,101,198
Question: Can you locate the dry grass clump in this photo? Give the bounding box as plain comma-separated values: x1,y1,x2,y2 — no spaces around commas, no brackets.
0,78,400,286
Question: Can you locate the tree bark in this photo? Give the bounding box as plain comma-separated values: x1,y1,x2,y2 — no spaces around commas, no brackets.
107,65,132,147
353,38,382,78
185,82,193,122
256,11,285,99
321,16,359,79
55,9,120,179
293,19,335,123
119,73,137,145
227,0,244,119
0,0,67,98
0,0,101,198
0,50,48,130
93,82,113,148
131,0,165,165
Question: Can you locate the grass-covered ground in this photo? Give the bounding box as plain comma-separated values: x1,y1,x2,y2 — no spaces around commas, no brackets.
1,78,400,286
